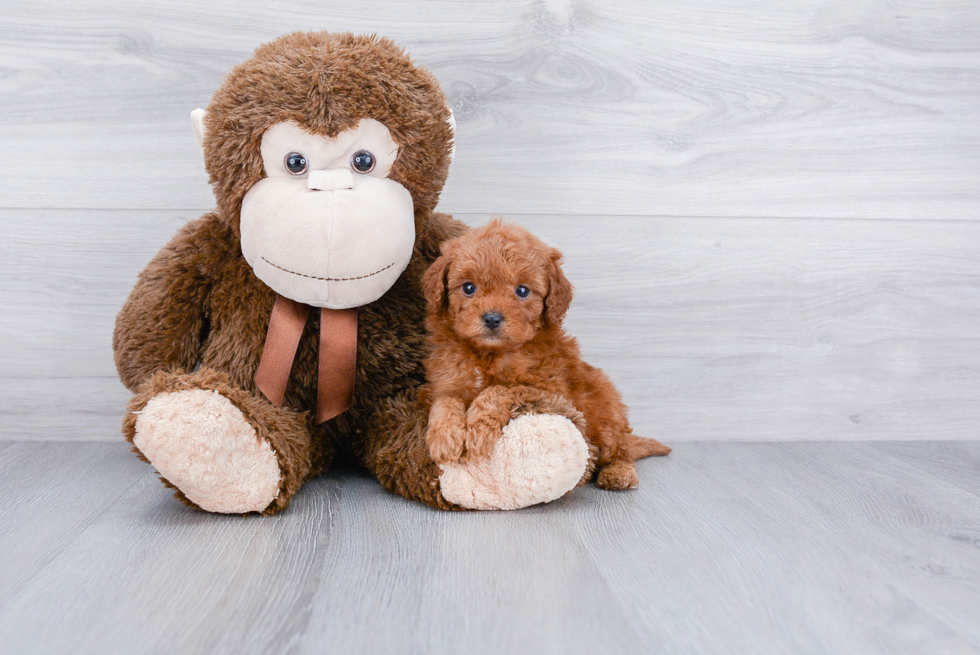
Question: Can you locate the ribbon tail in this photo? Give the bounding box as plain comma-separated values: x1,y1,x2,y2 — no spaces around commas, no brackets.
255,295,311,407
317,307,358,423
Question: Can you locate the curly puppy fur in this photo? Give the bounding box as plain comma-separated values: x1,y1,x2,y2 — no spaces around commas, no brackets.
113,32,467,513
422,220,671,490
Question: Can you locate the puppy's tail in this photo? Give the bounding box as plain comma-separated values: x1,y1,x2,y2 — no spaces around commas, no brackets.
629,435,672,459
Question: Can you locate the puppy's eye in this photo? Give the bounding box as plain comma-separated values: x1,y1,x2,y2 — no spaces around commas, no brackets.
462,282,476,297
515,285,530,299
351,150,376,174
284,152,308,175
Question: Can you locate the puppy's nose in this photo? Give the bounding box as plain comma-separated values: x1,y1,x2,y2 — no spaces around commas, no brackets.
482,312,504,330
308,169,354,191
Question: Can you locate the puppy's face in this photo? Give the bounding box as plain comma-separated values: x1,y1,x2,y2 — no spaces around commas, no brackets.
423,222,573,353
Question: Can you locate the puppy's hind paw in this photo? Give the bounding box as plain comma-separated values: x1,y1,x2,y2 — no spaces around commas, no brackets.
596,460,639,491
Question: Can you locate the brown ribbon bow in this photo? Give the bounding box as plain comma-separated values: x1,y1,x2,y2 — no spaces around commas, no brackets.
255,295,358,424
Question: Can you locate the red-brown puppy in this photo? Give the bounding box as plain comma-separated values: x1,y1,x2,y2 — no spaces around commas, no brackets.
422,219,670,491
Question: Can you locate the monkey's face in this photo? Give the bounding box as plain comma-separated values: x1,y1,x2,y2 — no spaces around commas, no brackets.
240,119,415,309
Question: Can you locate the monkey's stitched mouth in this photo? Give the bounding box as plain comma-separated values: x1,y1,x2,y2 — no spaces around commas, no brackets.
261,257,396,281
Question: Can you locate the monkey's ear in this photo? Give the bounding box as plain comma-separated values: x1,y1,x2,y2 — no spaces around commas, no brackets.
447,108,456,164
191,108,207,151
422,252,452,316
544,249,573,325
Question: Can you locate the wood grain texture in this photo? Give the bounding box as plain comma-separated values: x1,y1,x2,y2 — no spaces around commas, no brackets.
297,469,648,654
871,441,980,496
0,0,977,218
2,209,977,442
570,441,980,654
0,442,147,607
0,441,978,654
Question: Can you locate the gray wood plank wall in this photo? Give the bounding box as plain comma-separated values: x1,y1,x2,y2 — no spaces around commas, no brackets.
1,1,978,442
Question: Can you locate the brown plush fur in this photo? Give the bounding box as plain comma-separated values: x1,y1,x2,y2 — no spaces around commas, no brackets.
422,220,671,490
113,32,467,513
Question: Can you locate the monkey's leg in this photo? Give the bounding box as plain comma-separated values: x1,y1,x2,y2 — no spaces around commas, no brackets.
123,368,318,515
361,386,595,511
359,387,460,510
445,387,596,508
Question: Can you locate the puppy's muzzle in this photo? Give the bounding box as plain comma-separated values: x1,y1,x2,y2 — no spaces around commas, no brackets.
482,312,504,330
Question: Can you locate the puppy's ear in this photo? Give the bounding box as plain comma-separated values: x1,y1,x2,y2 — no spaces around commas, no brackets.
544,248,573,325
423,250,452,316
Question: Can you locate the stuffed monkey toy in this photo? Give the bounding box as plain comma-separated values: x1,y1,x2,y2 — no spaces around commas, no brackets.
113,31,592,514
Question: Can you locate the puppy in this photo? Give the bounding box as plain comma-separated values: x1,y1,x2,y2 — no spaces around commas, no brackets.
422,219,670,491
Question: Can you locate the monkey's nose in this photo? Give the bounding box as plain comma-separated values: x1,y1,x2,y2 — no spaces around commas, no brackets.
482,312,504,330
307,169,354,191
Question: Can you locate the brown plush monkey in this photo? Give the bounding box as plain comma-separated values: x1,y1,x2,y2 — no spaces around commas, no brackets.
113,31,591,514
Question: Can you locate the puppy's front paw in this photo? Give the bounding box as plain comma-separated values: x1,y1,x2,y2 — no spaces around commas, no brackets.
596,460,639,490
427,399,468,464
461,399,514,462
461,422,500,462
428,430,464,464
427,417,467,464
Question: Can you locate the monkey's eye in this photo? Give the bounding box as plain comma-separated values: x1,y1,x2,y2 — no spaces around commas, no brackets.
351,150,376,174
462,282,476,297
515,285,530,299
284,152,308,175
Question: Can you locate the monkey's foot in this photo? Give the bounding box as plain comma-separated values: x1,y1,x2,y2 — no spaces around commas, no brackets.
133,389,282,514
438,413,589,510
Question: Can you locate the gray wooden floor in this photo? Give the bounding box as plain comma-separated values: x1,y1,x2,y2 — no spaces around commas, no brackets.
0,440,978,655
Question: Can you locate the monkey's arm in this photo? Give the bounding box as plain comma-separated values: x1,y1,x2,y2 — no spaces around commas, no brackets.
359,386,462,510
113,214,227,391
360,384,592,511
